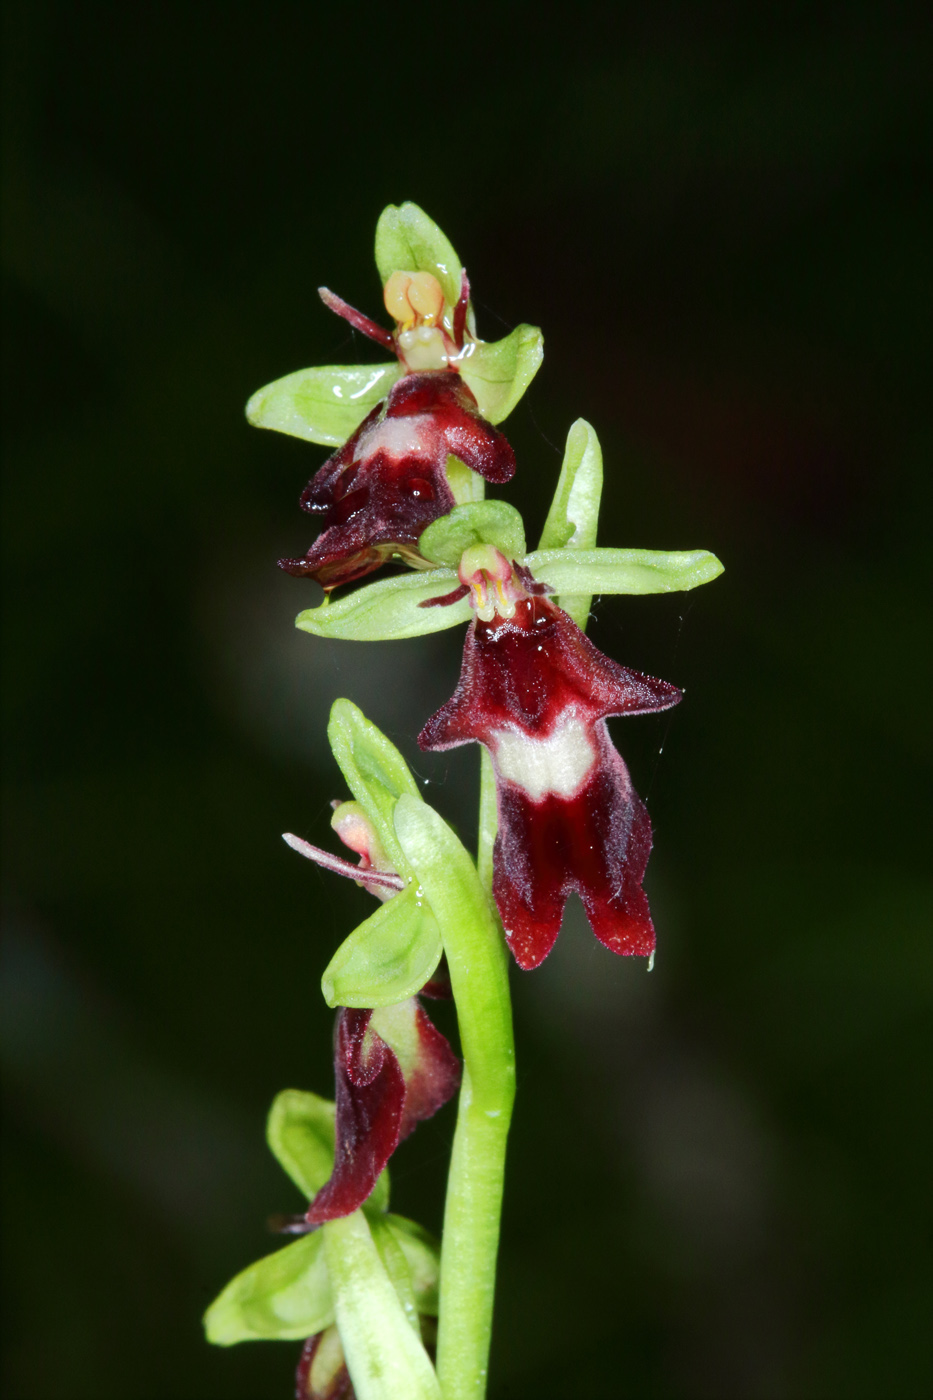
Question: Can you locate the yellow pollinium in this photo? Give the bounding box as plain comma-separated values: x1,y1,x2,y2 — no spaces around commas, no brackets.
383,269,445,330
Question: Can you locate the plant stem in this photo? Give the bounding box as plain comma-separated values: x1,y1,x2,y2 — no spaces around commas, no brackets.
395,776,514,1400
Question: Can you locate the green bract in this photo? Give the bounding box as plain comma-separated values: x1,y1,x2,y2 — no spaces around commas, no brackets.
296,546,724,643
538,419,604,631
321,885,443,1010
419,501,527,569
246,363,402,447
458,323,544,426
375,203,463,311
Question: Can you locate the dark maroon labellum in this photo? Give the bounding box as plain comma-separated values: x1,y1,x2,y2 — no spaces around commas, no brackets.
279,372,516,590
419,592,681,969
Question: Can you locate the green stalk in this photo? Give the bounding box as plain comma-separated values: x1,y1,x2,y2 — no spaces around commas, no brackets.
323,1212,441,1400
394,791,515,1400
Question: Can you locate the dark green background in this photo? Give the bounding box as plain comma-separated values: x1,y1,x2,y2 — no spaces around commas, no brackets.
2,3,931,1397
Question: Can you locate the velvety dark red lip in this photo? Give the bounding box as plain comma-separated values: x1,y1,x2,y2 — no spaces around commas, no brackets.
281,372,515,591
419,587,680,968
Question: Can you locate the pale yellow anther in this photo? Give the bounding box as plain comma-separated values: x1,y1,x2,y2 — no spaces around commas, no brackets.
458,545,523,622
406,271,444,324
383,271,416,328
383,269,445,330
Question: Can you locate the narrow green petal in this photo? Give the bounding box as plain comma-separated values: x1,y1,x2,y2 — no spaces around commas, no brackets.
537,418,604,630
296,569,468,642
323,1212,442,1399
375,204,463,309
526,546,725,597
383,1215,441,1317
203,1232,333,1345
321,888,443,1010
458,324,544,424
246,363,401,447
419,501,526,569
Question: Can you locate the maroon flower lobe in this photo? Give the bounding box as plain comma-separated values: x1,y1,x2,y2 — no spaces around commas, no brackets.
418,552,681,969
279,372,515,590
306,999,460,1223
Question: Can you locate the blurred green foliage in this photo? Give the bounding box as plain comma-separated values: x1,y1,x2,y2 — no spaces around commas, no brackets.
2,2,930,1397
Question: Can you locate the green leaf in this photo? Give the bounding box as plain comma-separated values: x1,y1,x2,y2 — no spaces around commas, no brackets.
246,363,401,447
323,1213,442,1399
383,1215,441,1317
327,700,422,873
419,501,526,568
321,887,443,1009
526,546,725,597
203,1232,333,1345
537,419,604,630
375,203,463,310
296,569,469,642
459,323,543,424
267,1089,336,1200
266,1090,390,1218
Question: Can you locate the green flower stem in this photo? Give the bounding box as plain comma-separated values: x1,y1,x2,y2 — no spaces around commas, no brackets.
394,795,515,1400
322,1212,441,1400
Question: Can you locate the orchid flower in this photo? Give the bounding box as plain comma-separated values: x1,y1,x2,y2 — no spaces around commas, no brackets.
245,203,543,590
284,803,459,1222
418,546,681,968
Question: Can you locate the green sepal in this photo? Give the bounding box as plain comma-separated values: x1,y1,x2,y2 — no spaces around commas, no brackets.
537,419,603,630
526,546,725,597
327,700,421,874
321,887,443,1009
419,502,527,568
203,1231,334,1345
267,1088,389,1215
296,569,468,642
375,203,463,310
246,363,401,447
382,1215,441,1317
459,323,543,425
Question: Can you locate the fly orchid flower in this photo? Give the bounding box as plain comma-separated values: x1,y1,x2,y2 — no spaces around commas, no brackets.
418,546,682,970
284,805,459,1221
246,203,543,591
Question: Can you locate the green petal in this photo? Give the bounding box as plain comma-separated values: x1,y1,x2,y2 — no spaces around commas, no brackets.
419,501,526,568
321,887,443,1010
526,546,725,597
266,1090,390,1218
375,203,463,310
327,700,421,874
459,323,544,424
383,1215,441,1317
246,363,401,447
203,1232,333,1345
296,569,469,642
537,419,604,630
